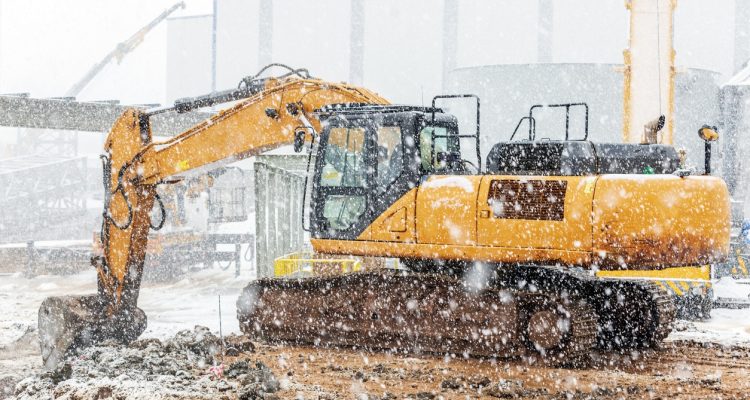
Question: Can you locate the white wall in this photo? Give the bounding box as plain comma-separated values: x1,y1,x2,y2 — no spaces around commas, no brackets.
166,15,213,103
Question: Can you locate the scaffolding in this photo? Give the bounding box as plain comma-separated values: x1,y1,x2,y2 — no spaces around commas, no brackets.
0,155,89,243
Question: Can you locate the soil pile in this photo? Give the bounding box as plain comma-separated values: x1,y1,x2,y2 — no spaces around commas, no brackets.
13,326,276,400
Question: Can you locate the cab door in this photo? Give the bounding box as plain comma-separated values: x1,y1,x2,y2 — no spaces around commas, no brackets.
365,120,419,243
311,113,421,243
311,120,373,240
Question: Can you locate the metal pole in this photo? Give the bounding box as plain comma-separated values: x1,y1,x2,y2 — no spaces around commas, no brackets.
704,141,712,175
537,0,553,63
442,0,458,91
259,0,273,68
218,294,225,357
211,0,217,93
349,0,365,85
735,0,750,72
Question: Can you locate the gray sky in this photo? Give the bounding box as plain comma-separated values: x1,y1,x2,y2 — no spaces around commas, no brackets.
0,0,211,103
0,0,740,106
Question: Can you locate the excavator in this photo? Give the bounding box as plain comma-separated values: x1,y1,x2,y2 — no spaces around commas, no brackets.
38,64,730,369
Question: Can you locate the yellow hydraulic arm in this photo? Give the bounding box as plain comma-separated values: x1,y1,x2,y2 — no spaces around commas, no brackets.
96,71,388,320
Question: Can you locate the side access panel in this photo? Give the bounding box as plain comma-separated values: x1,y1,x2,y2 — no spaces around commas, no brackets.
476,176,596,265
592,175,730,268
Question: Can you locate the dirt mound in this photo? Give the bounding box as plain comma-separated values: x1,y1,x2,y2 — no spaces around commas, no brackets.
12,326,275,400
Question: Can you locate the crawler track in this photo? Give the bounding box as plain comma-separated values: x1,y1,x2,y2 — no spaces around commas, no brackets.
237,265,675,366
237,270,597,364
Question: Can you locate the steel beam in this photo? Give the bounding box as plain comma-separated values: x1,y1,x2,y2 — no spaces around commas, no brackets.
0,95,213,135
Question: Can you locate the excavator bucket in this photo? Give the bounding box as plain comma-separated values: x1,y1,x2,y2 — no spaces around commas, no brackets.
38,295,146,369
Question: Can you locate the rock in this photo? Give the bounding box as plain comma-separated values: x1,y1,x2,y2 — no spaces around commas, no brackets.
216,380,232,392
626,385,641,395
470,376,491,389
485,379,524,399
175,370,192,379
0,375,18,400
238,384,263,400
129,337,163,350
227,360,251,378
225,347,241,356
413,392,436,399
372,363,387,374
440,377,462,390
255,361,280,393
238,361,280,397
166,326,221,359
226,335,256,354
700,375,722,387
353,370,366,381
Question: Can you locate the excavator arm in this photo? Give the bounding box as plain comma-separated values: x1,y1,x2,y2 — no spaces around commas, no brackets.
39,70,388,368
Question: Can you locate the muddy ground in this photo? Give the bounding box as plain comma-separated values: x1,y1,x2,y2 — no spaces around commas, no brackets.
3,270,750,399
5,327,750,400
240,340,750,399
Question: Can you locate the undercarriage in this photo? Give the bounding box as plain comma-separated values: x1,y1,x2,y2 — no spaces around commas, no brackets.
236,263,675,366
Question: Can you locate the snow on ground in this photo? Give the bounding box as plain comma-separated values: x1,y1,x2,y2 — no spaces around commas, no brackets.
3,269,750,375
0,266,250,352
712,276,750,299
670,307,750,346
138,268,249,339
668,277,750,346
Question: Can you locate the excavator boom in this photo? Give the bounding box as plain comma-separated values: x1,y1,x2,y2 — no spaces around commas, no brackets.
39,68,388,368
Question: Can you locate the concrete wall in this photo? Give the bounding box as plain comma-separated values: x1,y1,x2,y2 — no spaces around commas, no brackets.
166,15,213,103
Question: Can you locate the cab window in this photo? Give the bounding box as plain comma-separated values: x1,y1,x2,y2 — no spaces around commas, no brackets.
320,127,366,187
419,126,459,173
318,126,367,230
376,126,403,190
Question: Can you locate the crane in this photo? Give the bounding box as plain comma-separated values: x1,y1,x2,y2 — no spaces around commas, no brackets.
64,2,185,98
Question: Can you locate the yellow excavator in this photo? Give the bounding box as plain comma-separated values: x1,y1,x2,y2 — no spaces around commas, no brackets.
38,65,730,369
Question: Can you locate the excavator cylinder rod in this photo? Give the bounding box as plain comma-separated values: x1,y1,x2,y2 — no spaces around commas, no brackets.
172,80,267,114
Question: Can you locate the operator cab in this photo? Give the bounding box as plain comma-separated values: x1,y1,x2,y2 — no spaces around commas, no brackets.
487,103,681,176
308,103,476,239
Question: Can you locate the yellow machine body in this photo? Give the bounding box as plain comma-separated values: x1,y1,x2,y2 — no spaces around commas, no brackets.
313,174,730,270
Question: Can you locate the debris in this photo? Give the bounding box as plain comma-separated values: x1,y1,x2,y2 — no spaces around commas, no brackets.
14,327,278,400
484,379,525,399
0,375,18,400
440,377,461,390
208,363,225,380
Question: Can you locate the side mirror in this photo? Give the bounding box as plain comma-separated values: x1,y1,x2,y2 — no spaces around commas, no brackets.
698,125,719,175
293,131,306,153
698,125,719,142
